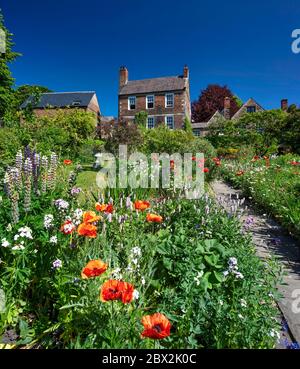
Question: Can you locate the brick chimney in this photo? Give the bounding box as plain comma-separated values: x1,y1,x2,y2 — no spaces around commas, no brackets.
183,65,189,79
119,66,128,88
281,99,288,111
224,97,231,120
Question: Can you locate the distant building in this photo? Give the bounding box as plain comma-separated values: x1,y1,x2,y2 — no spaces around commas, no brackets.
118,66,191,130
192,97,265,136
20,91,101,123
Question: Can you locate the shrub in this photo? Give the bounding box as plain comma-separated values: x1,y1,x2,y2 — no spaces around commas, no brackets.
19,109,96,157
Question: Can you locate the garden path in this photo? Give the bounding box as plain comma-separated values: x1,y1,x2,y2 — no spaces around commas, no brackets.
211,180,300,348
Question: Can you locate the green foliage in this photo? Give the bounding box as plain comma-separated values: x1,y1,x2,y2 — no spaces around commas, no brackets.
220,153,300,237
207,110,289,155
134,111,148,129
20,109,97,157
183,116,193,134
282,110,300,154
105,120,144,154
0,10,21,120
142,126,195,154
0,154,281,348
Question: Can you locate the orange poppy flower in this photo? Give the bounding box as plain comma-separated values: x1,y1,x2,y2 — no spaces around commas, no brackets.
141,313,171,339
83,211,101,224
60,220,76,235
100,280,134,304
63,159,72,165
236,170,244,176
95,203,114,213
134,200,151,211
77,223,97,238
81,259,108,279
146,213,163,223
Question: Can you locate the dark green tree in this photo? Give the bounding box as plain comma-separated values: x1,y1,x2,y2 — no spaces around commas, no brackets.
183,115,193,134
0,9,21,121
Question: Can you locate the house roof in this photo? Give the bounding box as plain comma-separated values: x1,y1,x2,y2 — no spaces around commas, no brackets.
231,97,264,120
192,122,209,129
119,76,186,95
20,91,96,109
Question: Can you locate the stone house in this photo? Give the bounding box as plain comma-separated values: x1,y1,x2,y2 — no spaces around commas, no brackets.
20,91,101,123
192,97,266,136
118,66,191,129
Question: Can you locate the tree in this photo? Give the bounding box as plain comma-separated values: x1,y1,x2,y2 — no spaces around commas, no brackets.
0,9,21,120
183,116,193,134
134,111,148,128
192,85,240,122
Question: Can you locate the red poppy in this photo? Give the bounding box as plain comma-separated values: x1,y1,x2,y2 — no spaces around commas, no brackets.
203,167,209,173
291,161,300,166
60,220,76,235
146,213,163,223
192,156,197,161
77,223,97,238
81,259,108,279
141,313,171,339
63,159,72,165
95,203,114,213
236,170,244,176
82,211,101,224
134,200,151,211
100,280,134,304
170,160,175,170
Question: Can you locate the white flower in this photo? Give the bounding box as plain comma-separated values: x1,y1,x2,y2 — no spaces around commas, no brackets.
219,300,224,306
235,272,244,279
1,238,10,248
14,234,19,241
50,236,58,244
54,199,69,211
238,314,244,319
269,329,280,341
12,244,25,251
194,271,204,286
6,224,12,232
240,299,247,308
131,258,138,265
131,246,141,256
133,289,139,300
17,226,33,239
44,214,54,229
223,270,229,277
52,259,62,269
141,277,146,285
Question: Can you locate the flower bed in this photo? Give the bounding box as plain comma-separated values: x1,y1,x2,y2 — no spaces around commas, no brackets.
0,149,282,348
219,153,300,237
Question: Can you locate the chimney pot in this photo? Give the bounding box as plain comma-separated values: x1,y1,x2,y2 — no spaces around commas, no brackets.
281,99,288,111
119,66,128,89
183,65,189,79
224,97,231,120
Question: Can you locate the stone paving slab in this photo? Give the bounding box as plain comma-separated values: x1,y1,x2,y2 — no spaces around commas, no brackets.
211,180,300,347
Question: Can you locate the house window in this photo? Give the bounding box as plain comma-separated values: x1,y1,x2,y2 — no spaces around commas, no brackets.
165,115,174,129
193,129,200,137
165,93,174,108
247,106,256,113
146,95,154,109
147,116,155,129
128,96,136,110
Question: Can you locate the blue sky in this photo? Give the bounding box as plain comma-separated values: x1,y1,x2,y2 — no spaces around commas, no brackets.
2,0,300,115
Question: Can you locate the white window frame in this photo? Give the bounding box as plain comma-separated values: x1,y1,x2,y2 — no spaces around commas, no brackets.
165,115,174,129
165,93,174,108
146,95,154,110
147,116,155,129
128,96,136,110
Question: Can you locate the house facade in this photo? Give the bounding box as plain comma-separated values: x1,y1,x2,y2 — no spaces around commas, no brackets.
118,66,191,129
20,91,101,123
